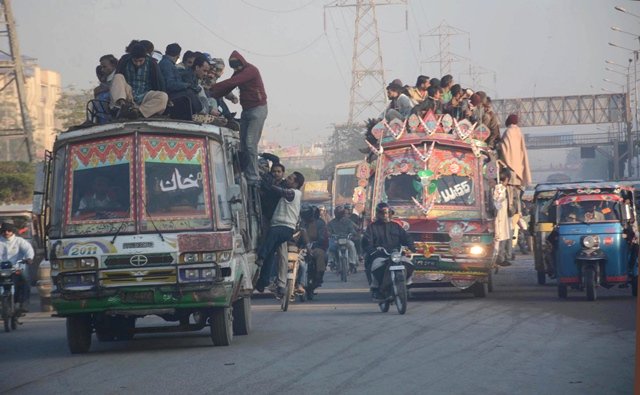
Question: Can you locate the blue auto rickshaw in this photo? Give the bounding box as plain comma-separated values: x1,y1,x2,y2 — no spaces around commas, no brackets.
550,182,638,301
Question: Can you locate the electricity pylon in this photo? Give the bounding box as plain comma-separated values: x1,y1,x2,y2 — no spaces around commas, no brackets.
0,0,34,162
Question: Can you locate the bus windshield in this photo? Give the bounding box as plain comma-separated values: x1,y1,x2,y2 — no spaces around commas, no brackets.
63,134,214,236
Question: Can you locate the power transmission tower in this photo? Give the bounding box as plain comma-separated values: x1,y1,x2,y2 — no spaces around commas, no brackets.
420,21,470,77
0,0,34,162
325,0,406,127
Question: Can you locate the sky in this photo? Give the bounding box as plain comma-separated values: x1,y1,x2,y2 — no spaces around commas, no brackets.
9,0,640,147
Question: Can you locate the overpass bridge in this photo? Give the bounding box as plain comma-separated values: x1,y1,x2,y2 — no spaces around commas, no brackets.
491,92,632,178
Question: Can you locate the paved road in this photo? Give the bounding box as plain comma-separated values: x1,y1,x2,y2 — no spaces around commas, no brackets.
0,255,635,395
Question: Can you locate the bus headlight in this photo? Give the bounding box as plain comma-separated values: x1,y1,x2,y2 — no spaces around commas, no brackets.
182,253,198,263
469,245,485,256
202,252,216,262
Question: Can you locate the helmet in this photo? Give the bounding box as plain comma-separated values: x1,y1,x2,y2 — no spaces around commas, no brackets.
300,204,315,220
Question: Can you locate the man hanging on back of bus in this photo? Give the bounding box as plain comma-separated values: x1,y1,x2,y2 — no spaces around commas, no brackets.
255,172,305,297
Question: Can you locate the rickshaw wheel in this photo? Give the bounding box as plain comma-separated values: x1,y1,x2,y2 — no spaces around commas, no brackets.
536,270,546,285
584,267,597,301
557,284,568,299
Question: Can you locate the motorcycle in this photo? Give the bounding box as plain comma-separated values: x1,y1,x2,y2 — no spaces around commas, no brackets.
0,260,24,332
281,245,306,312
302,247,319,301
372,248,413,315
332,234,354,282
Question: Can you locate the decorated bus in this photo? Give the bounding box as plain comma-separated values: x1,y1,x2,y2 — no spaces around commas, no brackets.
366,111,498,296
35,119,260,353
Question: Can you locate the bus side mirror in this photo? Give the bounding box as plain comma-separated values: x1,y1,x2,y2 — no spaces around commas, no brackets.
622,203,632,221
32,162,46,216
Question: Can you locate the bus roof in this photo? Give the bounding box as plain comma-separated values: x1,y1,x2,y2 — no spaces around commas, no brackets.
55,119,231,147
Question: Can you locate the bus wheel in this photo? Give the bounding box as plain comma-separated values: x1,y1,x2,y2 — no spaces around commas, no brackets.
232,297,251,336
67,315,92,354
210,307,233,346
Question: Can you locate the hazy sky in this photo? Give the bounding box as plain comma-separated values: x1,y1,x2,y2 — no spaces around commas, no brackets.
10,0,640,146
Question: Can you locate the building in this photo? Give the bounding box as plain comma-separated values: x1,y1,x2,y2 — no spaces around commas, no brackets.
258,139,326,170
0,54,61,161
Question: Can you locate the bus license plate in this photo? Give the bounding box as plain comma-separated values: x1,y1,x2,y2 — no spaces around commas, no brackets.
123,291,154,303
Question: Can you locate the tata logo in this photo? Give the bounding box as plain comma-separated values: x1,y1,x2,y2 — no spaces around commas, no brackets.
129,255,148,267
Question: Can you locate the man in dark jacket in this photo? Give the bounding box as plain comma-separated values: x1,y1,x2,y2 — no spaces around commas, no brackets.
210,51,267,184
111,43,168,119
362,202,414,300
158,43,202,120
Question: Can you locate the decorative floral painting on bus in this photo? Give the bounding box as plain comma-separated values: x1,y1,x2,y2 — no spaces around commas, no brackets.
140,135,212,231
65,136,134,233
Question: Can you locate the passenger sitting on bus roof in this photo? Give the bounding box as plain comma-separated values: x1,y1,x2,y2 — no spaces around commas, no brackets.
94,54,117,100
407,75,429,106
382,80,412,121
183,55,227,125
411,85,443,116
139,40,155,57
443,84,464,121
111,43,168,120
177,50,195,71
440,74,454,104
159,43,204,120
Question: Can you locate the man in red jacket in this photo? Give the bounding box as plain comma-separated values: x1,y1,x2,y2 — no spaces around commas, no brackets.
210,51,267,184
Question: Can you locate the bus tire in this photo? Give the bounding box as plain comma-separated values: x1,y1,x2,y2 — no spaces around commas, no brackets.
210,307,233,346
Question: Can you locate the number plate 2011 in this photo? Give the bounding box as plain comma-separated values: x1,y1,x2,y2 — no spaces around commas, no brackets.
389,265,405,271
122,290,154,303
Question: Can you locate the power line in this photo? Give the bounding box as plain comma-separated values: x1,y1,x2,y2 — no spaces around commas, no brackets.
240,0,316,13
323,34,349,88
172,0,323,58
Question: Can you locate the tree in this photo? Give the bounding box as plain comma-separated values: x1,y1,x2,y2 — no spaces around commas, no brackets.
322,123,367,178
55,86,93,131
0,161,35,204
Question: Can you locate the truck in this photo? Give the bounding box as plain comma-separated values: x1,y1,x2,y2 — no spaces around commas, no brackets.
34,118,261,353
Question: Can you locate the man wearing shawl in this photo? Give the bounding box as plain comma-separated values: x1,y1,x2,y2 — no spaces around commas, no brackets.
498,114,532,257
499,114,532,187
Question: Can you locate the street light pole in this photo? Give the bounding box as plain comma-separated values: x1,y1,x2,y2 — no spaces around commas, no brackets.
609,42,638,177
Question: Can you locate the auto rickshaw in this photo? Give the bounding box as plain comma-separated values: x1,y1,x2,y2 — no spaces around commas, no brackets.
549,182,638,301
531,183,564,284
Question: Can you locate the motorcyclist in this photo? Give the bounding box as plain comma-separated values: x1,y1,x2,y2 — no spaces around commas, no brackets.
0,220,34,314
327,205,358,274
299,204,329,290
362,202,414,301
344,203,364,265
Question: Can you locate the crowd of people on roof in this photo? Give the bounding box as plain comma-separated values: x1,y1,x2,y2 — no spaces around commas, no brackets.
380,73,534,271
382,74,502,149
91,39,268,184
